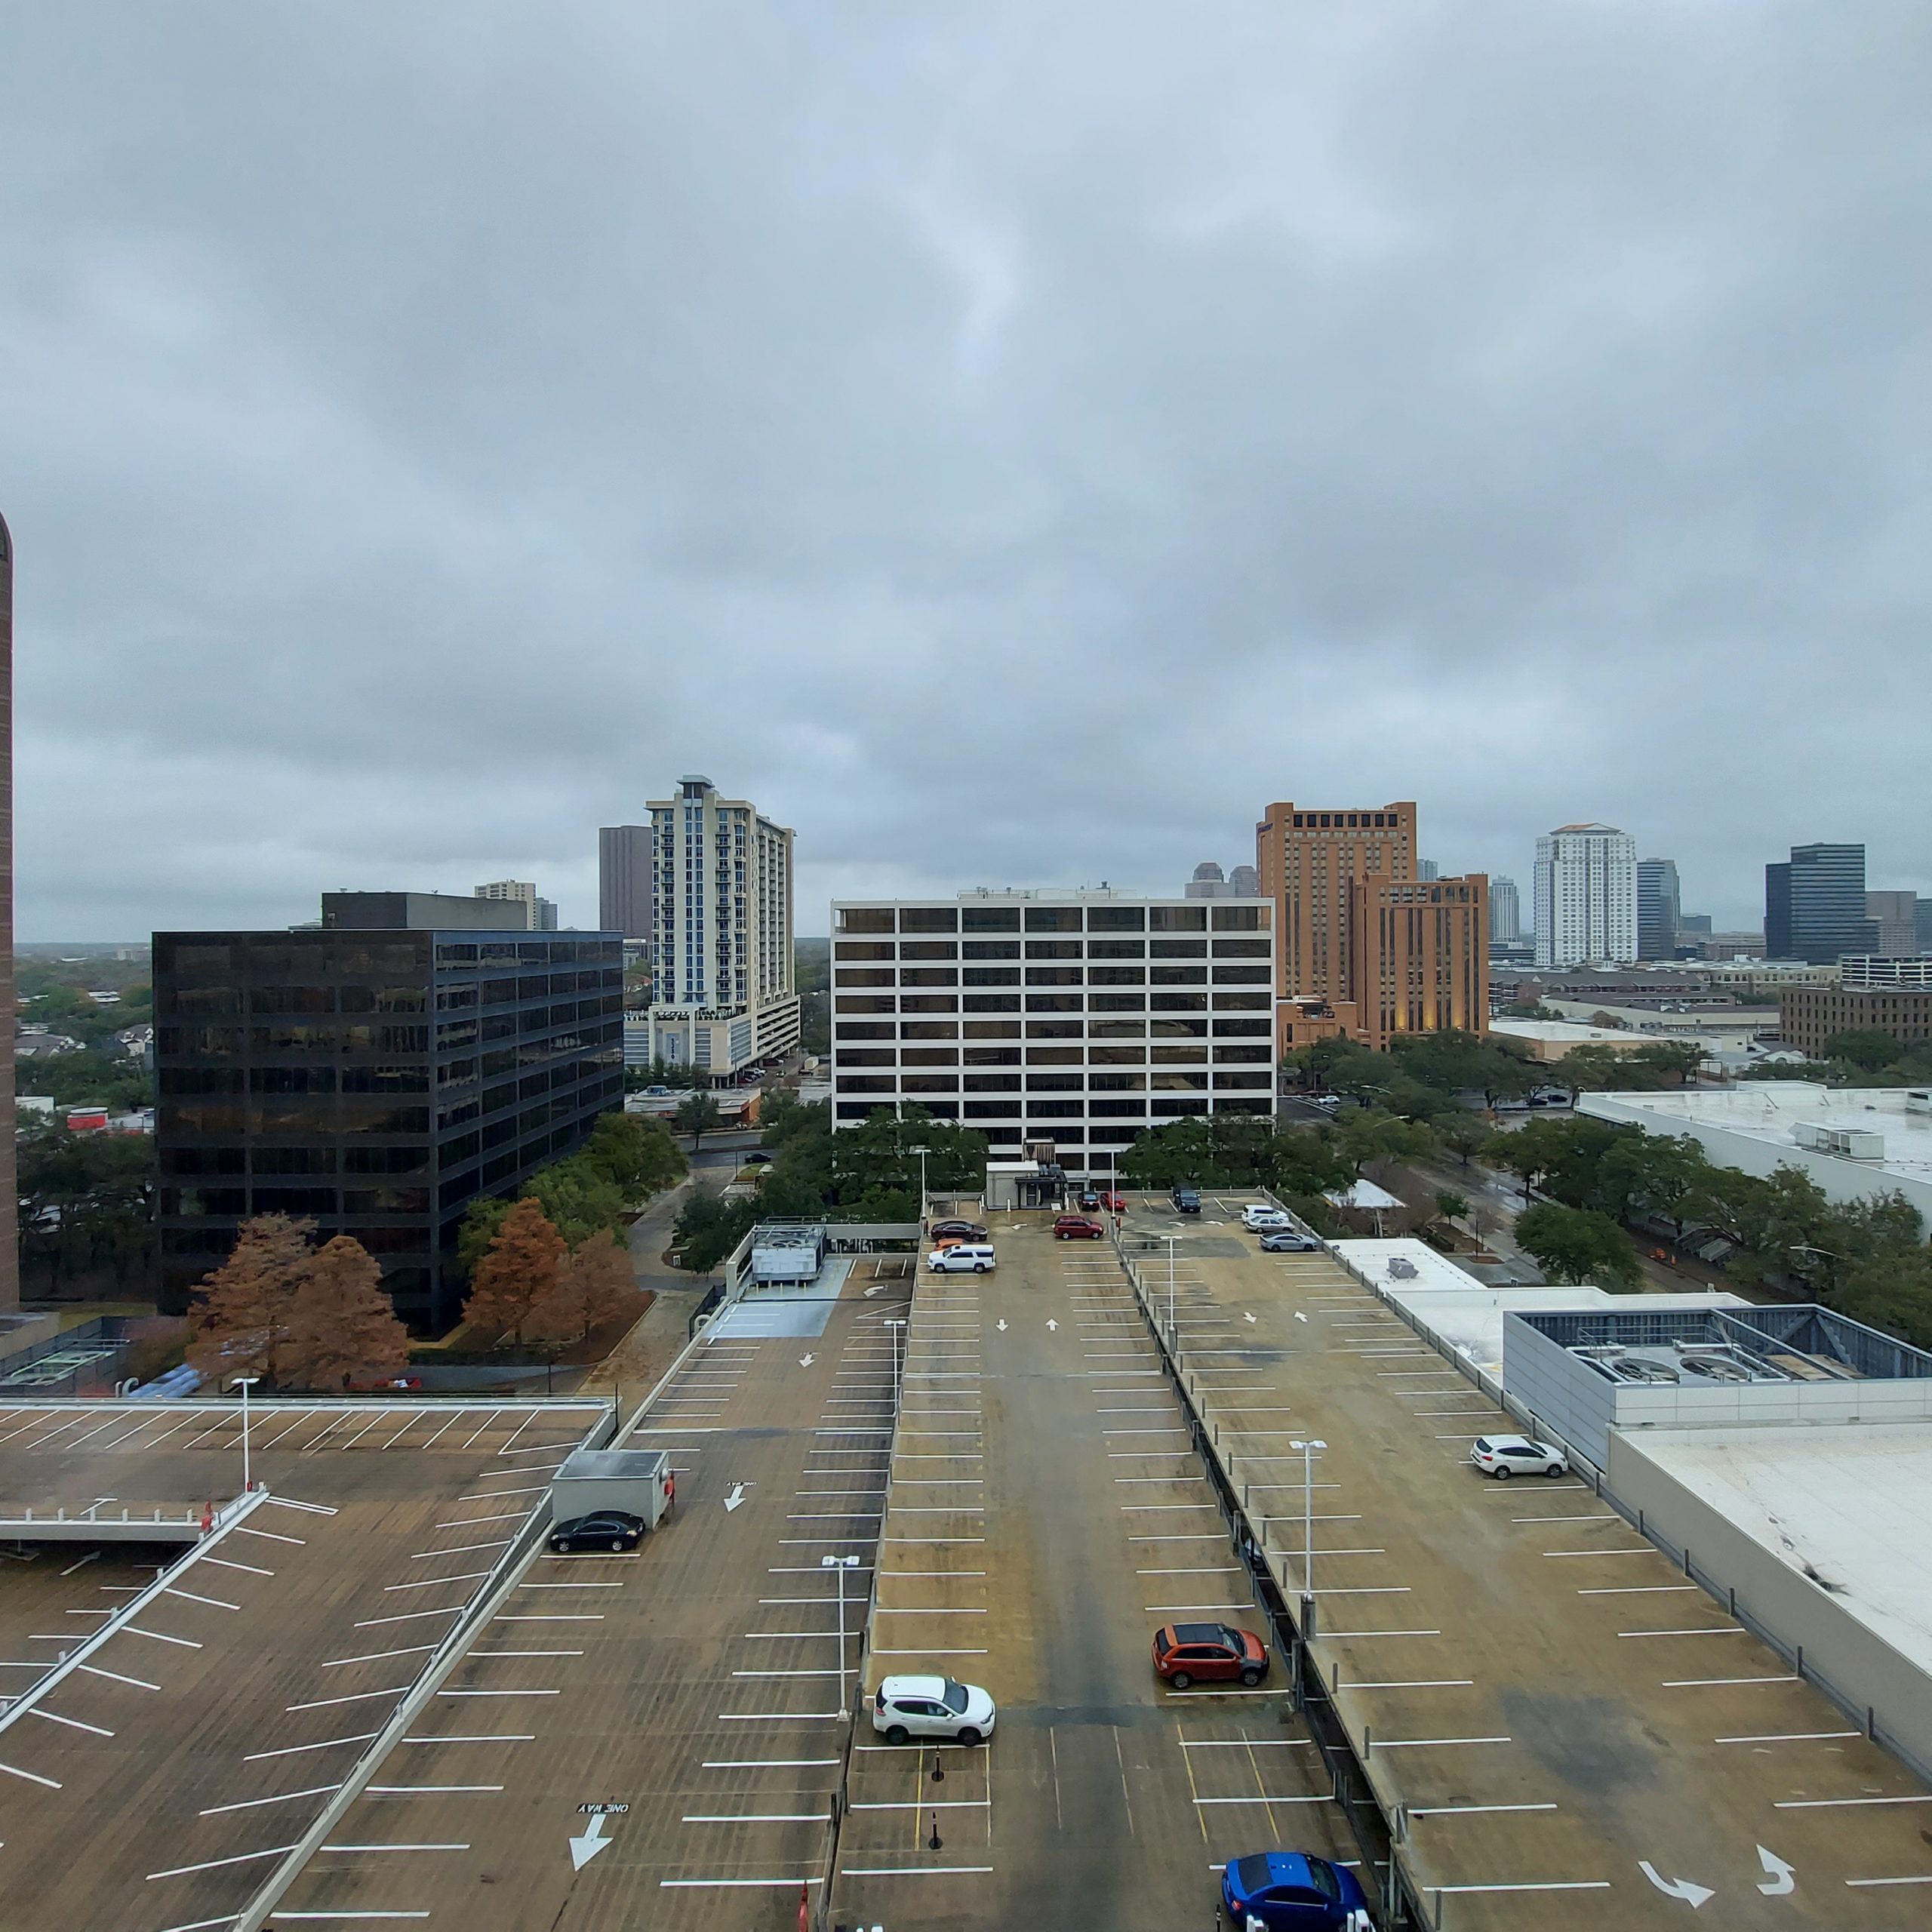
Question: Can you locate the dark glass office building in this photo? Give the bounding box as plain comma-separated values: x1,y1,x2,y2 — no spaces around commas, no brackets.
1764,844,1875,965
154,919,624,1331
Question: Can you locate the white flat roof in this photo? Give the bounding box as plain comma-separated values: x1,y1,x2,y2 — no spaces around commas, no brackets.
1325,1179,1403,1211
1632,1423,1932,1684
1586,1084,1932,1186
1491,1017,1706,1048
1333,1239,1747,1374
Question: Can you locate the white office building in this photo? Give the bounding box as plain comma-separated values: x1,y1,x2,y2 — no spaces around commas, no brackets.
1489,875,1521,944
1533,823,1637,967
643,776,798,1077
473,880,558,931
829,890,1275,1177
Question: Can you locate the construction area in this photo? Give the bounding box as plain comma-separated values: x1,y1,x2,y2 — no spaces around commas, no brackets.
2,1206,1930,1929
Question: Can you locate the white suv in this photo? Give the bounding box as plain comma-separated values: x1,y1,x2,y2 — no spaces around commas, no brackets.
871,1674,996,1746
1470,1435,1569,1480
1241,1204,1291,1230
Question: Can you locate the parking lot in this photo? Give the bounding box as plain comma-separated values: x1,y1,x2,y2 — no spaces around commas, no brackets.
260,1260,912,1930
1126,1194,1932,1927
0,1396,605,1931
833,1221,1356,1931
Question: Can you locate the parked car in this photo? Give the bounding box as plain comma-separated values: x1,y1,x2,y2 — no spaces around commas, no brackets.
1171,1186,1202,1214
1242,1204,1291,1231
1053,1214,1105,1241
927,1244,996,1274
1259,1229,1321,1253
871,1673,995,1746
1469,1434,1569,1480
549,1510,646,1555
929,1219,988,1241
1221,1850,1372,1930
1151,1621,1269,1689
1101,1191,1127,1213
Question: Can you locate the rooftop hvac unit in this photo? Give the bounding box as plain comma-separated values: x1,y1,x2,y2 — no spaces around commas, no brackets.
1906,1091,1932,1116
1386,1257,1418,1280
1793,1121,1832,1151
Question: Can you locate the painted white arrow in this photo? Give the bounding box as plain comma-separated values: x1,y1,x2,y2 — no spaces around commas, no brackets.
1756,1846,1795,1897
1639,1861,1714,1909
863,1284,882,1297
1046,1319,1058,1331
798,1352,816,1367
996,1318,1008,1332
723,1483,750,1513
1244,1312,1257,1324
1294,1311,1309,1324
569,1810,612,1872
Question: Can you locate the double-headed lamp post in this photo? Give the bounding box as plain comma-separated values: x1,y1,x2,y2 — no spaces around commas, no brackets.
231,1376,260,1495
1288,1438,1326,1598
821,1553,863,1704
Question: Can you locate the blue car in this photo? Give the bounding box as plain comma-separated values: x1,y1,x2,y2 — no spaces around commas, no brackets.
1222,1850,1371,1930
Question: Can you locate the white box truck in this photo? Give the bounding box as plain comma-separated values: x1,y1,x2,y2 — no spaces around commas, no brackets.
549,1448,673,1531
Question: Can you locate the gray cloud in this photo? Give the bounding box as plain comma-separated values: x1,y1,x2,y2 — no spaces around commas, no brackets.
3,1,1928,938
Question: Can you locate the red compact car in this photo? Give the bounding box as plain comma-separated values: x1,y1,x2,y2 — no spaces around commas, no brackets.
1052,1214,1106,1241
1152,1622,1269,1688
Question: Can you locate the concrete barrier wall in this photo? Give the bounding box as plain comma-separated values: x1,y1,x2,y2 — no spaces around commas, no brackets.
1607,1432,1932,1777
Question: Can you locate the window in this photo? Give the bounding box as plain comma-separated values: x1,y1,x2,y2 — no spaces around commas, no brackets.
1024,906,1082,932
1026,967,1082,987
900,906,958,934
835,942,896,961
836,1048,895,1068
964,1072,1021,1091
837,995,897,1015
1212,905,1264,931
1026,1072,1081,1091
836,1023,895,1041
836,969,895,988
1088,905,1146,931
1025,940,1082,961
963,1046,1021,1066
961,906,1022,932
1211,938,1271,959
900,1021,959,1040
962,1020,1023,1040
1025,994,1082,1013
1149,906,1208,932
1150,939,1208,960
899,942,957,961
1088,966,1145,986
1088,939,1144,960
901,969,958,988
839,908,896,934
963,968,1021,988
901,1048,958,1067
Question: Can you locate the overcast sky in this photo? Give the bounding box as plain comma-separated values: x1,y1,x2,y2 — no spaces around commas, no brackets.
3,3,1928,940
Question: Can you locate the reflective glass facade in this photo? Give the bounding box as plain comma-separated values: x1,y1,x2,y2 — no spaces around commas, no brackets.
154,928,625,1331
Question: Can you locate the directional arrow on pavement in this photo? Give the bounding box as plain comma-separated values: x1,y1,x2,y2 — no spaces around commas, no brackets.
724,1483,751,1513
798,1353,816,1368
1046,1319,1058,1332
570,1810,614,1872
1244,1312,1257,1324
1294,1311,1308,1324
1639,1861,1715,1909
995,1318,1008,1332
1756,1847,1795,1897
863,1284,882,1298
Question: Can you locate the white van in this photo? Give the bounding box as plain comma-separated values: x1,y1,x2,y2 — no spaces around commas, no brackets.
927,1243,995,1274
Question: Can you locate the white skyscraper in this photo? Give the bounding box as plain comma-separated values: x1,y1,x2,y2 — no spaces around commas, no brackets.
473,879,558,931
641,776,798,1075
1533,824,1637,967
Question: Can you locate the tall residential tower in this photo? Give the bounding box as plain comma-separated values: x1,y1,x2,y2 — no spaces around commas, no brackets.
1534,824,1637,967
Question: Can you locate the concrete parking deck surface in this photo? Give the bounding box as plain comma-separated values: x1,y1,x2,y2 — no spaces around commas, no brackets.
832,1222,1355,1932
1127,1195,1932,1927
0,1397,604,1932
260,1259,912,1931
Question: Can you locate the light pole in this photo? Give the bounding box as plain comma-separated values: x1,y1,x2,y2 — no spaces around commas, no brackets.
821,1552,862,1703
885,1318,907,1415
909,1143,931,1222
231,1377,260,1495
1289,1438,1326,1597
1165,1235,1178,1342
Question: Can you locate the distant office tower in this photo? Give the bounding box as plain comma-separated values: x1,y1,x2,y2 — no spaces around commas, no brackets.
1227,864,1260,897
1918,900,1932,956
644,776,798,1074
1678,913,1713,938
1255,800,1487,1051
473,880,557,931
1636,859,1681,960
1185,861,1230,899
0,512,14,1306
1866,891,1917,958
1418,859,1440,882
1533,824,1637,967
598,824,654,942
1490,875,1521,944
1765,844,1872,964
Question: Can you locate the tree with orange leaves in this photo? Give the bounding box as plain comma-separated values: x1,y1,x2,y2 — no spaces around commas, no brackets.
186,1215,316,1388
465,1197,567,1348
528,1228,642,1347
283,1236,411,1392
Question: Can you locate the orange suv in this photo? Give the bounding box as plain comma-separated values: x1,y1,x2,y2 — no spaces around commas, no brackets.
1152,1621,1269,1688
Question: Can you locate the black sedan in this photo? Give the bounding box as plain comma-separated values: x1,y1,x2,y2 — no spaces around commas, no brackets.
549,1509,647,1554
929,1220,989,1241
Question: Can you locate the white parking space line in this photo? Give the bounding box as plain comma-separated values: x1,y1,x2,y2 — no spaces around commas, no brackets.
245,1734,381,1761
201,1783,343,1816
1715,1730,1861,1744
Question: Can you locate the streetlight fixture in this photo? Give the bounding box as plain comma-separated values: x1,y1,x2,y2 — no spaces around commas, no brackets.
1288,1438,1327,1597
231,1377,260,1495
884,1318,908,1414
909,1143,931,1222
821,1553,863,1703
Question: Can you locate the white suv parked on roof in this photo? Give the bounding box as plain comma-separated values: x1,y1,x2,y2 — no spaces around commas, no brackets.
1241,1204,1291,1230
1470,1435,1569,1480
871,1674,996,1746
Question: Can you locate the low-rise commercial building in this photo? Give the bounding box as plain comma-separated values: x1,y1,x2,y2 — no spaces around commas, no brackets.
154,903,624,1330
1840,956,1932,991
1781,981,1932,1057
831,890,1275,1178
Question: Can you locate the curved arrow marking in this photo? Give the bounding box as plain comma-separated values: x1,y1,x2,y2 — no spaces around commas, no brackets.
1757,1845,1795,1896
1639,1861,1714,1909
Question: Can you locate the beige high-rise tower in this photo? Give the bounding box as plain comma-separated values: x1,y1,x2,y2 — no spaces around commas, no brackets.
0,514,17,1306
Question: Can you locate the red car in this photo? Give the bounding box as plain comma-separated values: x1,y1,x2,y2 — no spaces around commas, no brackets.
1152,1621,1269,1688
1101,1192,1126,1213
1053,1214,1105,1241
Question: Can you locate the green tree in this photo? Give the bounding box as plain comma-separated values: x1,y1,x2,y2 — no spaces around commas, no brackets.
1331,1107,1432,1178
675,1091,725,1147
1436,1117,1491,1168
672,1192,760,1273
580,1112,688,1195
1628,1041,1707,1087
1823,1029,1902,1073
1515,1201,1642,1289
1435,1189,1472,1230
